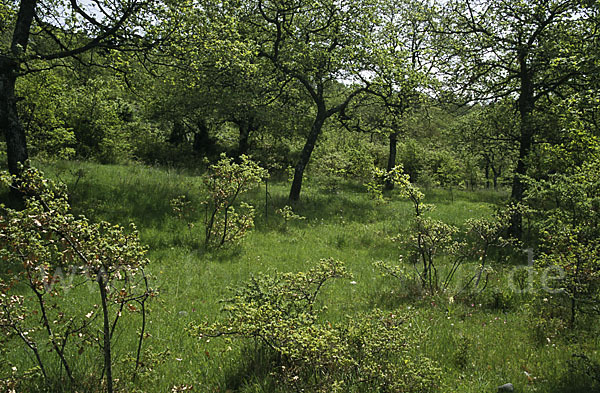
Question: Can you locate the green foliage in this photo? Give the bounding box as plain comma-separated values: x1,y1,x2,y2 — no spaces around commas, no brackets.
190,258,441,392
204,154,268,248
565,354,600,390
428,149,463,189
364,165,410,202
452,335,470,370
310,130,379,190
448,102,517,190
378,168,518,293
275,205,305,232
404,216,459,292
535,92,600,175
374,167,458,292
438,0,597,208
170,195,195,222
0,167,152,391
397,139,428,183
16,71,76,160
526,158,600,325
460,206,521,292
0,1,15,33
311,150,348,191
66,79,138,163
17,70,151,164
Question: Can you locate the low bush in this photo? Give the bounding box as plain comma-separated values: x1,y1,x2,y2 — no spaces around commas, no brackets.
203,154,268,248
190,258,442,392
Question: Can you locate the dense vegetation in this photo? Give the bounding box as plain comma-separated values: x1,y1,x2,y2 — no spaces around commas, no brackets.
1,0,599,392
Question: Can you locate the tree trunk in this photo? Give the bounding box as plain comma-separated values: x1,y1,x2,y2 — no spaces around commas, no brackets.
237,125,250,158
168,119,185,145
510,58,535,239
1,0,37,177
98,271,113,393
0,66,29,177
235,117,255,159
289,111,326,202
385,131,399,190
193,119,215,156
492,165,500,191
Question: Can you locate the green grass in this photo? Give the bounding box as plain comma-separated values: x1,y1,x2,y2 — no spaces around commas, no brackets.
2,160,599,392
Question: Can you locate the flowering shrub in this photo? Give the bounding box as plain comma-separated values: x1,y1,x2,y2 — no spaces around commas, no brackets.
0,168,153,392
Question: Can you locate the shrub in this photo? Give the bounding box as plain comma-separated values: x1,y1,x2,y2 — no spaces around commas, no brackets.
311,150,348,191
170,194,195,223
386,172,460,292
310,132,376,190
526,159,600,325
460,207,521,292
376,168,518,294
203,154,268,248
190,258,441,392
0,168,153,392
364,165,408,202
565,353,600,390
275,205,305,232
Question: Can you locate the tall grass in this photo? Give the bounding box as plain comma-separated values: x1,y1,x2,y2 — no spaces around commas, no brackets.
2,160,598,392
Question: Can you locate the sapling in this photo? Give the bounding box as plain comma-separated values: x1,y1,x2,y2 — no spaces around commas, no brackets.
0,167,153,392
276,205,306,231
203,154,268,248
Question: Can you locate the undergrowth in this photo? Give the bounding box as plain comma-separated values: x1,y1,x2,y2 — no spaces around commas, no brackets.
0,159,598,392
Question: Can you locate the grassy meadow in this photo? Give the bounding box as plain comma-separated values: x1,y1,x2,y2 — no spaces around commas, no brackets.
2,160,599,393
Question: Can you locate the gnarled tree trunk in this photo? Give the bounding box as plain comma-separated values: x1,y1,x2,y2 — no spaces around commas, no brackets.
289,109,326,202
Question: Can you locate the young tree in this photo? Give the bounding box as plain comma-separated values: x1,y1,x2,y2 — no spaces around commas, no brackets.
0,168,152,392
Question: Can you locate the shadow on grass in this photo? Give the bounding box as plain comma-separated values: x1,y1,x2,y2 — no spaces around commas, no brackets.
261,191,389,227
545,354,600,393
30,161,205,230
367,279,426,311
422,187,510,205
7,371,108,393
222,342,279,393
207,246,244,264
68,176,183,228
